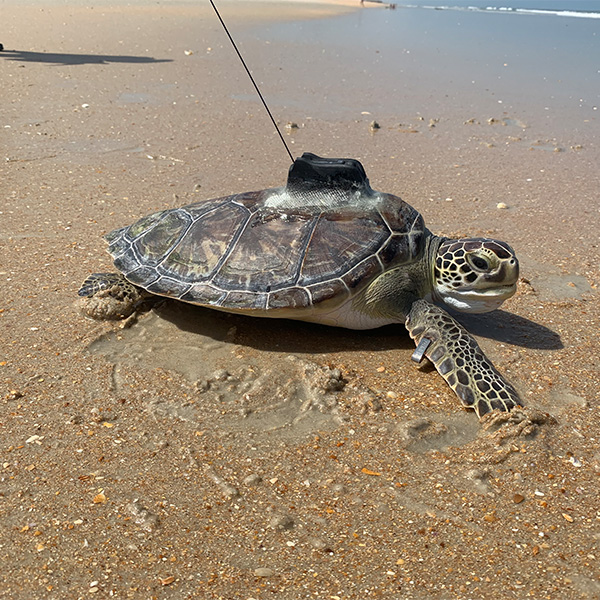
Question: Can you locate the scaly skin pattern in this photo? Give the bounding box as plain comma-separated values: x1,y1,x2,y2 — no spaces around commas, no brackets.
405,299,522,417
78,272,140,301
432,238,519,314
78,272,150,320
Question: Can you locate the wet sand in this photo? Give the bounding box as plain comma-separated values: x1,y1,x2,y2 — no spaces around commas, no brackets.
1,1,600,598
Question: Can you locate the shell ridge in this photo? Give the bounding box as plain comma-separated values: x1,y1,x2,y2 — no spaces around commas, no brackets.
123,242,145,271
375,230,398,264
186,196,244,222
149,274,179,287
351,254,385,274
230,196,259,214
293,211,323,285
376,204,395,234
153,211,194,272
107,237,133,261
305,278,351,305
123,265,161,288
408,212,425,258
179,283,194,298
208,204,254,285
129,212,170,243
305,286,314,305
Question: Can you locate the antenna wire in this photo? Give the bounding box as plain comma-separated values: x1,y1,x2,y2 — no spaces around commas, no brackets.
208,0,295,164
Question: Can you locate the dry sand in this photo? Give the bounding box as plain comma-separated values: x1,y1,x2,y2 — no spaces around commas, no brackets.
1,1,599,599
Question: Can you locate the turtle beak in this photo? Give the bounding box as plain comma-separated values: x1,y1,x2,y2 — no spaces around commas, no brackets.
444,284,516,313
484,256,519,287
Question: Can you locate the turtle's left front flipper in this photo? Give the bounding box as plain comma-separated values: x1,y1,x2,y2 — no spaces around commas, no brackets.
405,299,522,418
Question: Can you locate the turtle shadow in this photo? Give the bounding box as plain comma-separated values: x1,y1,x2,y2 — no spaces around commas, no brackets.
454,310,563,350
152,301,413,355
152,300,561,354
0,49,172,66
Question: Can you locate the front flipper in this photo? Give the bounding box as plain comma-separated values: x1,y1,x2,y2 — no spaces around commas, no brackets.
405,299,522,418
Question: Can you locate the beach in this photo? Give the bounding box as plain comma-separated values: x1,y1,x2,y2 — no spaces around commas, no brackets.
1,1,599,598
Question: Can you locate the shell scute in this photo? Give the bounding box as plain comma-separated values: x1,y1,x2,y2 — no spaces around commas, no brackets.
132,210,191,265
181,283,225,305
377,195,421,230
308,279,349,306
268,286,311,309
105,227,132,258
297,212,387,286
126,210,168,239
146,276,191,298
161,202,249,282
341,255,383,289
224,290,268,311
116,264,158,287
378,234,410,266
213,209,316,292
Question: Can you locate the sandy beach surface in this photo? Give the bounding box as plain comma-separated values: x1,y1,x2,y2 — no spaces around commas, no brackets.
1,1,599,598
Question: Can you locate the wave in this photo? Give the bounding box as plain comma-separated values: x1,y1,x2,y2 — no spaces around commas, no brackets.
400,4,600,19
512,8,600,18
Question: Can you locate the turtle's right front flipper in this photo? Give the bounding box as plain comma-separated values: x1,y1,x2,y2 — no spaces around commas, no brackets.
405,299,522,418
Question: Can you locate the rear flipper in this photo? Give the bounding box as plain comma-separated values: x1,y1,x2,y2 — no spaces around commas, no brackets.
78,272,136,298
405,299,522,418
78,272,147,320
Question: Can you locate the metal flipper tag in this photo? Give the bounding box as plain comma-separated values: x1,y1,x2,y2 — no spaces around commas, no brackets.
411,338,431,363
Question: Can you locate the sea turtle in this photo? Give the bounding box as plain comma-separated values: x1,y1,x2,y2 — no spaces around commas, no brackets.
79,153,522,417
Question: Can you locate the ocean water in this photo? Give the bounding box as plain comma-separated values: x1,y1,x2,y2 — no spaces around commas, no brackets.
240,0,600,134
391,0,600,19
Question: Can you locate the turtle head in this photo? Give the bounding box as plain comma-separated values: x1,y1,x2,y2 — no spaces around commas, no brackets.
432,238,519,313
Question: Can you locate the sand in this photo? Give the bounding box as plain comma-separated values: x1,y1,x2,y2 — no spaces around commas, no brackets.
1,1,599,598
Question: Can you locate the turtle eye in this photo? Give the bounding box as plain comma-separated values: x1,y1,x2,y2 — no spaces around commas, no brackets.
470,255,489,270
